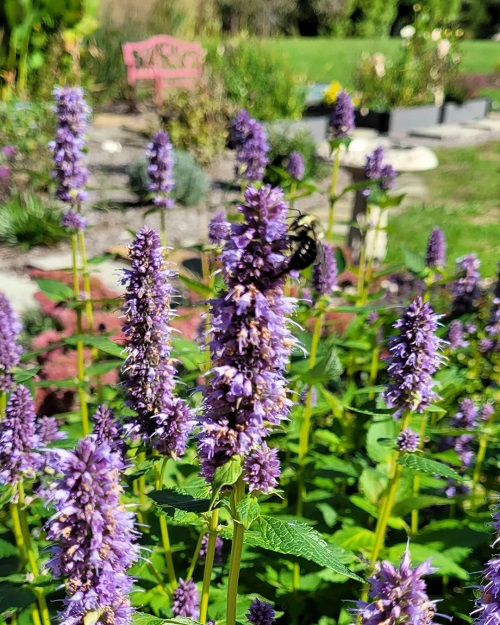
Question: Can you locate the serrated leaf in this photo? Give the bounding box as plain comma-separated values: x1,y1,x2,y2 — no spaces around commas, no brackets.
237,496,260,529
0,582,37,614
211,456,242,503
12,367,40,383
331,526,376,552
149,489,211,513
0,538,19,559
85,360,123,376
397,454,462,480
65,335,124,358
178,275,213,298
302,348,343,385
248,516,362,581
35,278,74,302
401,247,425,275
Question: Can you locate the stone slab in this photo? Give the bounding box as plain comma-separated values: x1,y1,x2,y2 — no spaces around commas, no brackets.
337,137,438,172
409,124,487,140
0,273,39,313
461,118,500,132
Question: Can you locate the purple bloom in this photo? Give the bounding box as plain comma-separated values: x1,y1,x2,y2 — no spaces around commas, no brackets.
425,227,446,269
171,578,199,619
384,297,444,414
199,534,224,565
441,398,478,469
243,443,281,493
232,110,269,182
465,322,477,335
445,480,470,498
362,146,396,196
452,398,478,430
480,338,495,353
0,385,38,487
329,90,355,139
448,320,468,349
49,86,89,205
452,253,481,314
147,130,174,210
368,311,379,324
208,210,230,245
287,151,305,180
37,416,66,445
0,293,22,393
484,267,500,352
61,209,88,231
0,166,9,178
247,598,276,625
312,243,337,296
92,405,125,457
198,185,296,481
2,145,16,158
473,497,500,624
481,403,494,421
397,428,420,452
299,386,317,407
121,227,193,457
45,437,138,625
354,546,438,624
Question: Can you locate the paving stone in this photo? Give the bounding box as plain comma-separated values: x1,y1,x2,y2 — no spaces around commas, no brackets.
409,124,488,140
0,273,38,313
462,118,500,132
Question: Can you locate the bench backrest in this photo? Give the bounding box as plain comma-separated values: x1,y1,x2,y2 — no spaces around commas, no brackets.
122,35,204,88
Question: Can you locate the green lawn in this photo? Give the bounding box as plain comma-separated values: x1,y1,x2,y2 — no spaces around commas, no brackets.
386,141,500,276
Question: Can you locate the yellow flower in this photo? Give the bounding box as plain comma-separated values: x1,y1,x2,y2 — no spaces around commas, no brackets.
323,80,342,105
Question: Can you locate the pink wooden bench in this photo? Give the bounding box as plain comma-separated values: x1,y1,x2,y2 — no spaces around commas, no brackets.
122,35,204,106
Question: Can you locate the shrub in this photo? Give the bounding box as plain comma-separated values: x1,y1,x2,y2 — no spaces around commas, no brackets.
0,193,67,248
128,151,210,207
160,75,236,164
264,126,325,185
205,38,307,121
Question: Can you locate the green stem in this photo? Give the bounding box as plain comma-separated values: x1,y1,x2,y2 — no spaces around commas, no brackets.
356,205,371,305
71,234,89,436
0,392,6,419
17,483,51,625
155,461,177,588
199,510,220,624
160,210,167,247
326,147,341,241
186,528,205,582
368,345,380,398
411,414,428,534
226,478,245,625
472,431,490,510
370,411,411,564
361,208,384,305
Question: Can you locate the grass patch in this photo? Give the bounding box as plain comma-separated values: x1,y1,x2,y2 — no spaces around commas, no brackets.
266,37,500,85
386,142,500,276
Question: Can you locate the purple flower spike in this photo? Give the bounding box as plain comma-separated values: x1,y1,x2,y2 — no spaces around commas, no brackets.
198,185,296,481
49,86,89,205
171,578,199,619
355,546,438,624
448,320,468,349
199,534,224,565
473,497,500,624
37,416,66,446
484,265,500,352
147,130,174,210
362,146,397,196
45,437,138,625
121,227,193,456
384,297,444,414
481,403,494,421
287,151,305,180
232,110,269,182
208,210,230,245
0,385,38,487
397,428,420,452
247,598,276,625
92,404,125,457
0,293,22,393
312,243,337,296
380,163,396,191
426,227,446,269
61,209,88,232
243,443,281,493
452,253,481,314
330,90,355,139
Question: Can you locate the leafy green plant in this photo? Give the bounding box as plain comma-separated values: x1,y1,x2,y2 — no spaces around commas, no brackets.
0,193,67,248
264,126,325,185
128,151,210,207
205,37,307,121
160,75,236,164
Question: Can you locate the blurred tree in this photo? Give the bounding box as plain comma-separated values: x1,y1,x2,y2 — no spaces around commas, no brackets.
296,0,355,36
460,0,500,38
216,0,296,36
350,0,399,36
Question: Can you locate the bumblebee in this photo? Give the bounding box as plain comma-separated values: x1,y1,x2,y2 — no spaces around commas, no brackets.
279,212,324,276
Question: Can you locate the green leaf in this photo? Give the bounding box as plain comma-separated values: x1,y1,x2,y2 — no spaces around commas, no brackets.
397,454,462,480
331,526,376,552
133,614,202,625
401,247,425,275
178,275,213,298
35,278,74,302
366,418,398,463
85,360,123,376
148,489,211,513
64,335,124,358
393,495,453,517
211,456,243,503
0,538,19,559
334,247,347,274
301,348,343,384
237,496,260,529
0,582,37,614
12,367,40,383
248,516,362,581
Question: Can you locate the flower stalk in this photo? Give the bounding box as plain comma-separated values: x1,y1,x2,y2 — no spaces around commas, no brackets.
226,477,246,625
